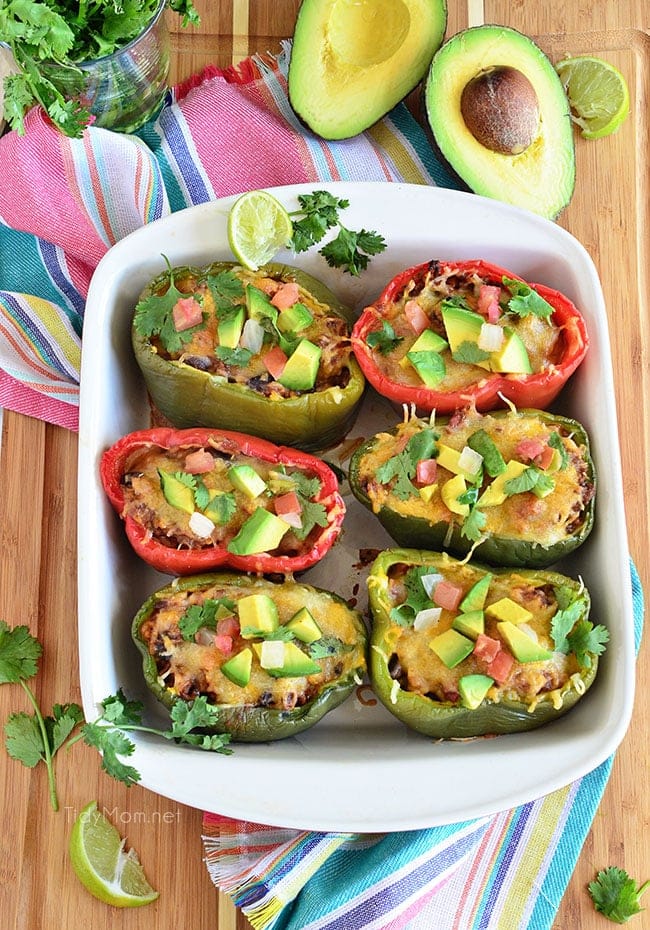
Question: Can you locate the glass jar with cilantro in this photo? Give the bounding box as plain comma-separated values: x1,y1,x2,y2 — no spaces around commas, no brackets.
1,1,200,137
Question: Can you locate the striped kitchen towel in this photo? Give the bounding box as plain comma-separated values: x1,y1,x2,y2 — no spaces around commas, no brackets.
0,41,456,428
207,557,642,930
0,43,644,930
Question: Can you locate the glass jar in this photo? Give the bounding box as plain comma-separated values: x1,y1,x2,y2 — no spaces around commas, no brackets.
40,0,170,133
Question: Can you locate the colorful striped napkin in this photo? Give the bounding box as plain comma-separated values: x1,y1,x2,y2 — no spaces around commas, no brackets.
0,44,643,930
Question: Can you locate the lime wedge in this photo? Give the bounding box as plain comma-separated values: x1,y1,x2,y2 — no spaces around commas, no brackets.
69,801,159,908
228,189,294,270
555,56,630,139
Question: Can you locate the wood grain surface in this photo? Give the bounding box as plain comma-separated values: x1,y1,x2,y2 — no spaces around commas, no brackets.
1,3,648,929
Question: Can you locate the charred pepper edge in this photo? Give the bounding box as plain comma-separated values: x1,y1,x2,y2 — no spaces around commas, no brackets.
131,572,368,742
350,259,589,413
348,408,596,568
132,261,366,453
101,427,346,576
367,548,599,739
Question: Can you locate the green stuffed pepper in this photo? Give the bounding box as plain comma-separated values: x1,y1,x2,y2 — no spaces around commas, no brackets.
349,405,595,567
132,260,365,452
132,572,367,742
367,548,608,738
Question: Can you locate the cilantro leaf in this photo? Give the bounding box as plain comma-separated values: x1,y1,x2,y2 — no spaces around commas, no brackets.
548,431,569,469
567,619,609,669
178,598,236,640
367,321,403,355
452,341,491,365
205,270,245,320
376,428,438,500
320,226,386,276
214,345,253,367
504,466,554,497
289,190,386,274
82,721,141,787
98,690,144,727
589,867,650,924
502,276,554,319
204,491,237,525
550,598,587,653
166,696,226,740
4,711,45,767
389,566,436,626
0,621,41,683
309,636,353,659
133,260,204,354
293,498,328,540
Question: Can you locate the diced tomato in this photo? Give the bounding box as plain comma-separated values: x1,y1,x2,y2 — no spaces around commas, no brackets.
274,491,302,517
404,299,429,335
263,345,288,379
433,580,463,611
516,438,546,462
172,296,202,331
477,285,502,324
184,449,214,474
473,634,501,665
536,444,556,470
486,648,514,684
416,458,438,485
271,282,301,309
214,634,233,656
217,616,240,638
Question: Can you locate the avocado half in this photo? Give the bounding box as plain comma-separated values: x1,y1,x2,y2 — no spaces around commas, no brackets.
288,0,447,140
425,25,575,219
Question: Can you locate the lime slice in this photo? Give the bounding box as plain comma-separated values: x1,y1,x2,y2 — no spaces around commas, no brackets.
69,801,159,908
555,56,630,139
228,189,294,270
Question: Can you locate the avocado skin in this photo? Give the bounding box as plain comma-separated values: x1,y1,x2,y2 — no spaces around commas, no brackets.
288,0,447,139
425,25,575,219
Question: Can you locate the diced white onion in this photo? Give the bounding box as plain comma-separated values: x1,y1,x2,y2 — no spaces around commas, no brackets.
195,627,218,646
189,511,216,538
413,606,442,632
279,510,303,529
420,572,444,597
241,318,265,354
478,322,504,352
260,640,285,669
458,445,483,475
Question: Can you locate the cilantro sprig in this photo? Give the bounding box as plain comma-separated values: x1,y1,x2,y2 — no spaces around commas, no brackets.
75,690,232,786
550,588,609,668
0,621,83,811
376,428,439,500
502,276,554,320
589,867,650,924
367,321,403,355
133,257,205,354
1,1,200,137
289,191,386,276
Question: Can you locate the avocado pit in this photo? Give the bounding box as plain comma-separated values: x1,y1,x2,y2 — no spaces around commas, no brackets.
460,65,540,155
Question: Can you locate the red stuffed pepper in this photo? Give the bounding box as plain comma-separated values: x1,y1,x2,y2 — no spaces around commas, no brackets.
100,427,345,575
351,259,588,413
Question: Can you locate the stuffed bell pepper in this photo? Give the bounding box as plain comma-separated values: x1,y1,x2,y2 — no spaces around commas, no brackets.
101,427,345,575
367,549,608,738
351,259,588,413
132,260,365,452
349,405,595,567
132,572,368,741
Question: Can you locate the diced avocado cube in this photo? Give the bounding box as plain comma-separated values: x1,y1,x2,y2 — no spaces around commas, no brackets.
286,607,322,644
406,350,446,387
497,621,552,662
158,469,195,515
452,609,485,639
486,597,533,624
266,641,321,678
459,573,493,612
441,474,469,517
217,306,245,348
458,674,494,710
228,464,267,498
237,593,279,638
278,339,322,391
477,459,528,507
277,303,314,333
429,628,474,668
441,305,484,354
221,648,253,687
227,508,289,556
489,327,532,374
409,328,449,354
246,284,278,327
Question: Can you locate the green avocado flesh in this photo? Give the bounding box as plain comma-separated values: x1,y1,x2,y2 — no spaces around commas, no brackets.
288,0,447,139
425,25,575,218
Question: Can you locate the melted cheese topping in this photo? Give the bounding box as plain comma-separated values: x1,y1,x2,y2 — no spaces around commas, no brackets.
140,580,366,711
356,409,592,547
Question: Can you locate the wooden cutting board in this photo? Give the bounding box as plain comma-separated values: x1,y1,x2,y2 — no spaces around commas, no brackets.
0,3,647,930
